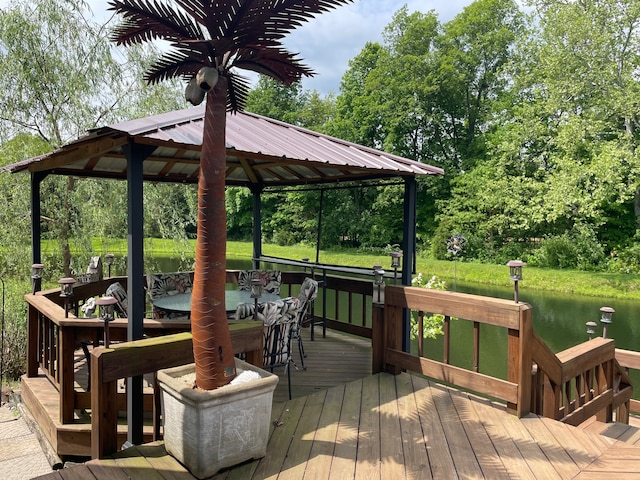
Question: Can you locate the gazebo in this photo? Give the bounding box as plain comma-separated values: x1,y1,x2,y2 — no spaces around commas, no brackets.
3,105,443,445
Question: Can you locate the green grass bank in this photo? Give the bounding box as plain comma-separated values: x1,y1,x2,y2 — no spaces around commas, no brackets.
88,238,640,302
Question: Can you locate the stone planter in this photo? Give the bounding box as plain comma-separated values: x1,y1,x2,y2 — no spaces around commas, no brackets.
157,358,278,479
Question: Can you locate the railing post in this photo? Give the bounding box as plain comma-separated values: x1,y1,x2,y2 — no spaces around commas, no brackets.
372,302,384,374
507,304,532,417
384,303,403,375
27,304,40,377
58,325,77,423
91,348,118,459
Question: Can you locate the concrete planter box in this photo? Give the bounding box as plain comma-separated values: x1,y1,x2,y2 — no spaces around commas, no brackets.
158,358,278,479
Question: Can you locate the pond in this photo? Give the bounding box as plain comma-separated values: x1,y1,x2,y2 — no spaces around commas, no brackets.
428,278,640,396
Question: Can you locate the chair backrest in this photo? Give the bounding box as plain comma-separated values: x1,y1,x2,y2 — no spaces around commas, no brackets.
262,297,300,369
237,270,282,295
145,272,193,300
295,277,318,325
145,272,193,319
106,282,128,318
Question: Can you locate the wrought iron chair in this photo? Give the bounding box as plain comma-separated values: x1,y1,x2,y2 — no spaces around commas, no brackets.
105,282,128,318
290,277,318,370
237,270,282,295
235,296,300,399
145,272,193,319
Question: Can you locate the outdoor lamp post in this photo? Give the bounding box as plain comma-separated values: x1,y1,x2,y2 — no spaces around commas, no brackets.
507,260,524,303
250,277,264,322
373,267,385,303
96,296,117,348
390,250,403,285
599,306,615,339
586,321,598,340
31,263,44,294
58,277,75,318
105,254,115,277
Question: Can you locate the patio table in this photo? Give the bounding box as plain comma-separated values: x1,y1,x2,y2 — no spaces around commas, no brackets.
151,290,281,314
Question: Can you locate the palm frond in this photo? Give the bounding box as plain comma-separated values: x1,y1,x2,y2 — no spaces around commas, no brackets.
108,0,203,45
144,49,205,84
172,0,352,46
232,48,314,85
226,0,354,44
227,72,252,112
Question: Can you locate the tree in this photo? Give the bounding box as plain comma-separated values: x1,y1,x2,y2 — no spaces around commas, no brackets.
109,0,352,390
0,0,185,278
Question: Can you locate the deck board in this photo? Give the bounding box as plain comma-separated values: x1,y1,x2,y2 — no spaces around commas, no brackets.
27,327,640,480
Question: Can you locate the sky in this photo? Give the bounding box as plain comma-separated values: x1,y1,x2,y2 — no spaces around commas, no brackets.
1,0,474,95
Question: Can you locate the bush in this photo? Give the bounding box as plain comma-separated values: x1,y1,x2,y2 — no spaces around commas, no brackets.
409,273,447,340
608,241,640,274
529,225,605,271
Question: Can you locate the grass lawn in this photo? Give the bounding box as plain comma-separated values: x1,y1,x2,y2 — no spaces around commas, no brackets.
89,238,640,301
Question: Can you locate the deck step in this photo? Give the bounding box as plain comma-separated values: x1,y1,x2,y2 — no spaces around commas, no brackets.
578,417,640,446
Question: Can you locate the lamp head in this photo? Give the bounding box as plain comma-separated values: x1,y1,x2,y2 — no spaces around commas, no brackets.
507,260,524,281
58,277,75,297
96,296,117,322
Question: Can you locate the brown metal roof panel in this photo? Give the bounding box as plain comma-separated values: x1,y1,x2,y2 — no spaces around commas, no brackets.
110,107,205,137
94,156,127,173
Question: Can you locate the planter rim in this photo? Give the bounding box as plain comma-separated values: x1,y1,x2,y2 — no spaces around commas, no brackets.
157,360,278,403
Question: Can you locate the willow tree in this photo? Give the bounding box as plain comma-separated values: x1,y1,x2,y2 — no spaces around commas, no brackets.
108,0,351,390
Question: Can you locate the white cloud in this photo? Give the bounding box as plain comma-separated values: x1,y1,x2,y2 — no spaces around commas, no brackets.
283,0,473,94
1,0,474,95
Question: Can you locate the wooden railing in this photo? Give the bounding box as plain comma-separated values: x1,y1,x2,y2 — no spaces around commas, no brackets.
24,270,374,426
612,347,640,416
26,274,637,458
90,325,263,459
530,333,632,424
25,276,193,424
374,284,533,416
374,284,633,423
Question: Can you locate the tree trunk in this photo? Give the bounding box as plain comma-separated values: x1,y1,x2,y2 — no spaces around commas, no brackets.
191,76,236,390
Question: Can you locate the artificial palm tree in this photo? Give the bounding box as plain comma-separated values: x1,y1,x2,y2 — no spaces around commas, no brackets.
108,0,351,390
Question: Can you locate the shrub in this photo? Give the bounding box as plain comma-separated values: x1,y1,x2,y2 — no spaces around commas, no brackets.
409,273,447,340
529,225,605,271
608,241,640,274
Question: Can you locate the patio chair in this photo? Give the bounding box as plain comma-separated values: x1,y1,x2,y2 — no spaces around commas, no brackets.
106,282,128,318
235,296,300,399
145,272,193,319
237,270,282,295
79,282,128,391
290,277,318,370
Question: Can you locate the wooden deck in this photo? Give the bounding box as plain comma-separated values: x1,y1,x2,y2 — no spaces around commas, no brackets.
23,326,640,478
19,326,372,457
34,369,640,479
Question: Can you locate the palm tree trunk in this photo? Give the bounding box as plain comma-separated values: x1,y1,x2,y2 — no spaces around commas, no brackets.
191,76,237,390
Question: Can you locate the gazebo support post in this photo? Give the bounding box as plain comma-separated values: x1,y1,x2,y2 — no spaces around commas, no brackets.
251,185,263,270
123,141,156,447
30,172,47,265
401,177,417,352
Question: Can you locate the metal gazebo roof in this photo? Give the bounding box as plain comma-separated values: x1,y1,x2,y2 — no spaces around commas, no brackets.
3,105,443,185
